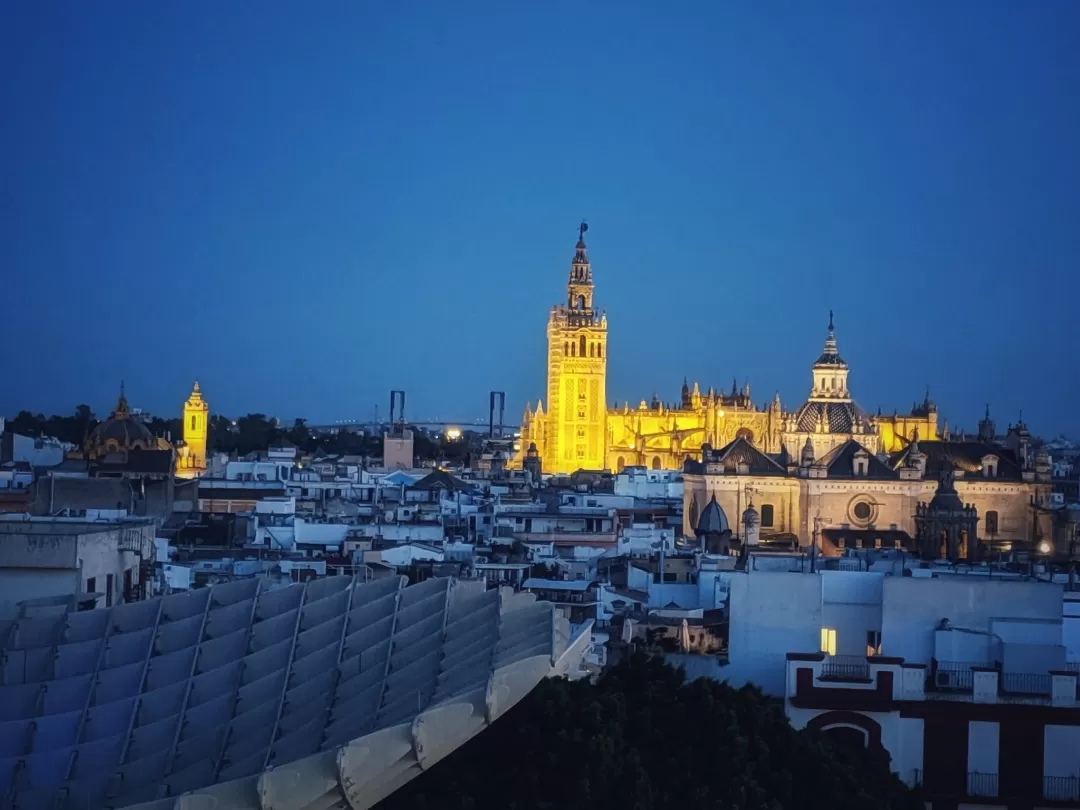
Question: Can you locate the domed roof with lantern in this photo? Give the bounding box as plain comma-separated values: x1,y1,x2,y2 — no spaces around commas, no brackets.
84,384,161,458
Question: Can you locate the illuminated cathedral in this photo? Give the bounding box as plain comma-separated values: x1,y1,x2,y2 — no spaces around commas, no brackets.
515,226,938,476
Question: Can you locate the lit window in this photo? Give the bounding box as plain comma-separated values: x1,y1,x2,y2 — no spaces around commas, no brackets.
820,628,837,656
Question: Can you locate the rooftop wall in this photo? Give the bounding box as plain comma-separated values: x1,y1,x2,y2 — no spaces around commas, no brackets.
881,577,1063,664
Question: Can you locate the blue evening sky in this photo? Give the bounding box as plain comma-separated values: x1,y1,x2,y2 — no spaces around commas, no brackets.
2,1,1078,435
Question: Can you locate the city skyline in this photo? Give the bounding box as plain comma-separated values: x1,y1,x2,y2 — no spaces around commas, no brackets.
3,2,1079,434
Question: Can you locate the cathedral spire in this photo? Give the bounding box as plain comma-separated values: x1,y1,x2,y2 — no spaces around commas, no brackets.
115,381,130,418
567,220,593,311
821,310,839,360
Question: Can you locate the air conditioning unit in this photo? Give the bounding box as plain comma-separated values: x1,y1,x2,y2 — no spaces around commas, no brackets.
935,670,962,689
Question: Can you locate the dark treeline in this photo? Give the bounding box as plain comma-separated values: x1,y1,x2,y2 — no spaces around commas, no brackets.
5,409,473,463
378,654,922,810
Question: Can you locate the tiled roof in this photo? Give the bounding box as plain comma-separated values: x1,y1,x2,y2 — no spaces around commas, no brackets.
412,469,472,492
816,439,897,479
793,399,869,433
889,440,1025,481
709,436,787,475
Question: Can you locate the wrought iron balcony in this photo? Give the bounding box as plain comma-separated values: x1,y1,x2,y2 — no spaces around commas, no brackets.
1044,775,1080,802
820,655,871,681
967,771,998,798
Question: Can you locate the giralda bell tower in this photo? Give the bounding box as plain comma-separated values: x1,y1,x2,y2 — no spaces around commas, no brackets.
544,221,608,473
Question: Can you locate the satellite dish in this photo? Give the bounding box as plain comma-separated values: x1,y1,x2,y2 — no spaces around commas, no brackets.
0,576,583,810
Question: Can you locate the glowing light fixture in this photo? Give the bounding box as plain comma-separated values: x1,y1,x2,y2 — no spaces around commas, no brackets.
446,428,462,440
1038,540,1052,555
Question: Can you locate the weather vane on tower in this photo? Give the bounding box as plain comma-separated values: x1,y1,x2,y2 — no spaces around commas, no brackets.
579,220,588,241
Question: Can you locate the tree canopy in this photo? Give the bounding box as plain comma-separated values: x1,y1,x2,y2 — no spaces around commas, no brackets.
378,654,921,810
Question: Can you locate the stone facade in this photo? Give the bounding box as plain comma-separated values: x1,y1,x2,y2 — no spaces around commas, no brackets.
684,435,1055,552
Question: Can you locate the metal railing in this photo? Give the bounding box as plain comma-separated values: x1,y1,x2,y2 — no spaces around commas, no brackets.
1044,775,1080,801
821,655,871,681
1000,671,1052,696
929,662,975,692
967,772,998,798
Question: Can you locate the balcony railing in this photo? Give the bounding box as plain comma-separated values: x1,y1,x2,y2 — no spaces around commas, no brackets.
1044,775,1080,802
967,772,998,798
999,671,1052,696
929,662,975,692
820,655,871,682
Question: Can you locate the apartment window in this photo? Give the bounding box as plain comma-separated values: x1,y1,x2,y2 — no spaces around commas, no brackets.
663,572,677,583
820,628,837,656
985,511,999,535
866,630,881,656
760,504,774,528
86,577,96,595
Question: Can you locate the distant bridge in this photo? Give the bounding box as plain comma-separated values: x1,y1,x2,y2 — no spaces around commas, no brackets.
310,391,518,435
308,419,520,433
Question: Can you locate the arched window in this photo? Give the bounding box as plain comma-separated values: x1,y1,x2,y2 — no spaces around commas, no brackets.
564,342,569,356
616,456,626,473
651,456,662,470
579,335,587,357
589,342,595,357
597,343,603,358
570,342,576,357
576,295,586,309
190,415,197,431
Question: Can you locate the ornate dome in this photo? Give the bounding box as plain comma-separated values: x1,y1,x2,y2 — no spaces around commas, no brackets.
794,399,870,434
86,385,154,455
696,493,730,535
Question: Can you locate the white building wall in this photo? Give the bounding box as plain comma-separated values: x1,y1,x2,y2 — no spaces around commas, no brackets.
77,532,139,608
294,520,350,549
1044,725,1080,779
967,721,1000,776
1064,596,1080,662
727,572,822,696
821,571,884,657
6,433,68,467
353,523,443,543
0,569,78,606
881,578,1063,664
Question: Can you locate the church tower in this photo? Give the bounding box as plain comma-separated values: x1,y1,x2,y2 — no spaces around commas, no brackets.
178,381,209,478
544,222,607,473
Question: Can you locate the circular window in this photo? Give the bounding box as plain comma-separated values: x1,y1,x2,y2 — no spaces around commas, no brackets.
853,502,871,521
